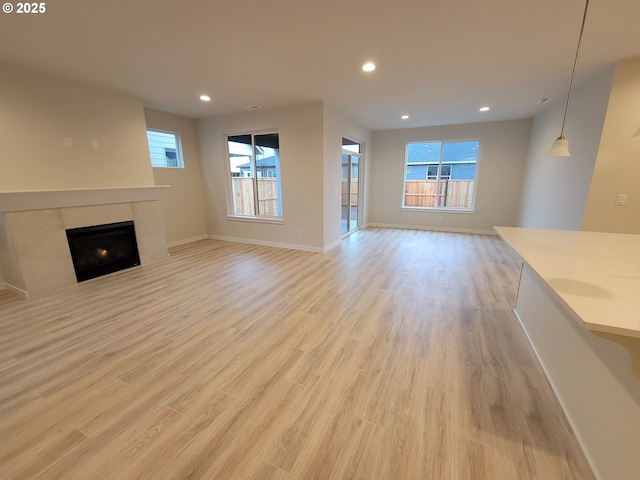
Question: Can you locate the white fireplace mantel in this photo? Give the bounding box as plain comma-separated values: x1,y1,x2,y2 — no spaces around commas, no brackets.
0,185,170,213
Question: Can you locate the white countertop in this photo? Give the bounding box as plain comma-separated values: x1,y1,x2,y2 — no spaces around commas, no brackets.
495,226,640,338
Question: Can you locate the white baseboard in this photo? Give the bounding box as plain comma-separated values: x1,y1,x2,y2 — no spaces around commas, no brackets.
0,282,29,299
366,222,497,236
167,235,209,248
204,225,495,254
511,306,602,480
207,235,325,253
323,238,342,253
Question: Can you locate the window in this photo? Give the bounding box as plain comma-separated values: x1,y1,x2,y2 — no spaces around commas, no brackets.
426,165,451,180
403,140,479,210
146,130,183,168
227,132,281,218
342,138,361,154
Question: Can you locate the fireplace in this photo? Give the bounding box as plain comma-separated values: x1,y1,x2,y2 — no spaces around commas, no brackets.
66,221,141,282
0,187,169,298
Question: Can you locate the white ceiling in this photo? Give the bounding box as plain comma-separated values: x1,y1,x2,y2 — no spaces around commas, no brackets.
1,0,639,131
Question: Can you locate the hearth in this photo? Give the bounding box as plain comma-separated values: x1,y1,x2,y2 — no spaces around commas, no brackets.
66,221,140,282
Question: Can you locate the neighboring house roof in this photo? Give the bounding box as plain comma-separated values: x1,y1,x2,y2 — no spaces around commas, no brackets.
238,156,277,170
406,161,477,165
407,141,479,164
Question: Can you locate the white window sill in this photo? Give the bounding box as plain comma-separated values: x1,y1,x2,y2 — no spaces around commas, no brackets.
226,215,284,225
401,207,475,215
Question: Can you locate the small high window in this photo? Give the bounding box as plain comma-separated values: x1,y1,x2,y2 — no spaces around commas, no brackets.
146,130,184,168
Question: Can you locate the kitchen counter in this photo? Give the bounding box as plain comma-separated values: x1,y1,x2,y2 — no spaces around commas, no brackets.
495,226,640,338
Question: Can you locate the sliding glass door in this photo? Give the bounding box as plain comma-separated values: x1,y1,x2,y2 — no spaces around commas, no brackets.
341,138,361,236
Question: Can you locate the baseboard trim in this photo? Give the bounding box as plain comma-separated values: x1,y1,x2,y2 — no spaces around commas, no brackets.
0,282,29,299
204,225,496,253
511,307,601,480
366,223,496,236
167,235,209,248
207,235,324,253
323,238,342,253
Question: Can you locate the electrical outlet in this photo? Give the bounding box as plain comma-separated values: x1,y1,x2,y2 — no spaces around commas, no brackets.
64,138,72,147
333,187,338,195
296,229,301,236
616,194,627,206
91,139,100,149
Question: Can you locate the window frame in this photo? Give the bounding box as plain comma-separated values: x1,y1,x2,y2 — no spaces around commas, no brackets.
225,130,283,224
146,129,184,169
402,138,480,213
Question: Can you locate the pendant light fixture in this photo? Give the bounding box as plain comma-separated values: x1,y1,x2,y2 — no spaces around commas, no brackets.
549,0,591,157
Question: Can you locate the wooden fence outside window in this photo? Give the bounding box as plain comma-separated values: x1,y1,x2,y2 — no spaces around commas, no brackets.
340,181,359,206
231,178,473,214
231,178,278,216
404,179,474,208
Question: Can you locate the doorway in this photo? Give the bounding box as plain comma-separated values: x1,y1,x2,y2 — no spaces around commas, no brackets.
341,138,361,236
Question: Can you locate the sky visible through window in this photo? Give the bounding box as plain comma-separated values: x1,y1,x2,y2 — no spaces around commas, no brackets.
406,141,479,164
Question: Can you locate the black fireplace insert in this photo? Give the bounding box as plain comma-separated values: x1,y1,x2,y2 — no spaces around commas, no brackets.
66,221,141,282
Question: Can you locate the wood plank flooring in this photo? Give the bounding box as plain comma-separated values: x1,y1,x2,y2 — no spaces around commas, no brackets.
0,228,595,479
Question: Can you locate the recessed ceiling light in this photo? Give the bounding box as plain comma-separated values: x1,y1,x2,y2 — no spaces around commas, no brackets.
362,62,376,72
200,95,211,102
401,115,409,120
479,106,490,112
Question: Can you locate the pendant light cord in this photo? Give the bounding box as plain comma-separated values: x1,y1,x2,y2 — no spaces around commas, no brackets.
559,0,590,139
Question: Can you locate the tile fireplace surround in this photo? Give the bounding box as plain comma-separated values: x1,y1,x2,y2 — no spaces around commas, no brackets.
0,186,169,298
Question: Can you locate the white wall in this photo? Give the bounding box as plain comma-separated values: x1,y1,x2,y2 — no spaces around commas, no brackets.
322,104,372,248
518,66,615,230
582,57,640,234
144,109,207,246
197,102,326,250
0,63,154,190
368,119,531,233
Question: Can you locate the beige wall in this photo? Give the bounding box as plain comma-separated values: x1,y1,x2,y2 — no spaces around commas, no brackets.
197,102,326,250
0,63,154,190
518,66,615,230
368,119,531,233
322,104,372,247
144,109,207,246
582,57,640,233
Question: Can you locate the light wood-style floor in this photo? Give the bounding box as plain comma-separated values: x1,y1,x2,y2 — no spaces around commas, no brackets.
0,228,595,479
